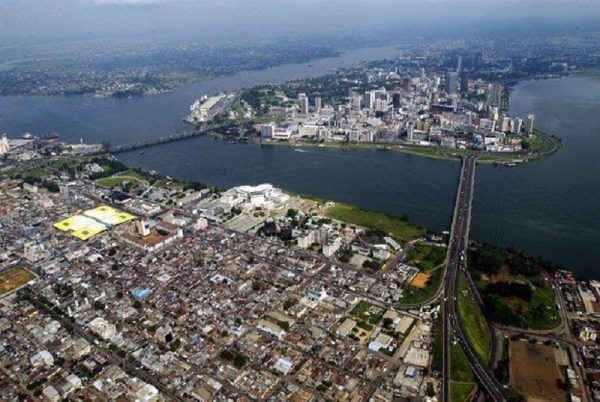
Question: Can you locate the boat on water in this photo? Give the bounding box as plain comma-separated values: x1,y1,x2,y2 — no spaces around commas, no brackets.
22,132,34,139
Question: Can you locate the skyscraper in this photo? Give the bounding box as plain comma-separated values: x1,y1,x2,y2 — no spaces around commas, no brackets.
445,72,458,95
402,78,411,92
460,70,469,93
526,114,535,134
392,93,400,109
364,91,375,110
298,93,309,115
314,96,321,110
513,117,523,134
457,55,462,74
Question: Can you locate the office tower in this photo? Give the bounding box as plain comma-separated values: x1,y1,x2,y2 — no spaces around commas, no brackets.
402,78,411,92
513,117,523,134
457,55,462,74
489,106,499,122
344,105,352,117
526,114,535,134
364,91,375,110
351,95,362,110
460,70,469,93
445,72,458,95
420,68,426,81
500,116,511,133
375,99,388,112
407,123,415,140
392,93,401,109
314,96,321,110
298,93,309,115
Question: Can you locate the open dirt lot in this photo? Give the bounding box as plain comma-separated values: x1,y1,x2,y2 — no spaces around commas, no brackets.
0,267,35,296
510,341,567,402
410,272,430,288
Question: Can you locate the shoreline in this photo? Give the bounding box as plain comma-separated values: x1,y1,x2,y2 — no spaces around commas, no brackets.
242,128,563,165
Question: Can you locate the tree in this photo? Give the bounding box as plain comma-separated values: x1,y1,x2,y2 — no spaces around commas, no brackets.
252,281,260,291
383,317,394,328
93,300,105,310
101,141,111,152
234,354,247,368
132,300,142,309
283,298,297,310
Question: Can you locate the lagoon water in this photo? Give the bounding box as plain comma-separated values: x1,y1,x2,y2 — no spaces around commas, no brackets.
0,47,598,277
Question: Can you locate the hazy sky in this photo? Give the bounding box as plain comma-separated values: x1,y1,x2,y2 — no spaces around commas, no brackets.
1,0,599,43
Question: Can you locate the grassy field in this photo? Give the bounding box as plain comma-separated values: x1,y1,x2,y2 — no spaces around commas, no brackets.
451,383,476,402
325,202,427,244
349,300,384,325
0,268,36,296
24,168,46,180
97,177,136,189
451,334,475,383
458,275,491,362
399,265,443,305
527,280,561,330
405,244,447,271
430,319,443,373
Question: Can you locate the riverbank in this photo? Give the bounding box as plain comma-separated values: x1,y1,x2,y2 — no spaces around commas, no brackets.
246,128,562,165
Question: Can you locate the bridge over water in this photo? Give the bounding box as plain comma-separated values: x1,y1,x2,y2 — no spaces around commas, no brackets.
108,125,214,155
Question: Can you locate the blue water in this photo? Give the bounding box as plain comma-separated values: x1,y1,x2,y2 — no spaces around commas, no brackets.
0,49,598,277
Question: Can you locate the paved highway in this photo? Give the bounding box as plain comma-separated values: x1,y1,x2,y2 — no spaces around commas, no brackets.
443,155,509,402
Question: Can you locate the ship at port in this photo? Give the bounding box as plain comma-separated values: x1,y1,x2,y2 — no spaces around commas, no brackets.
185,93,234,124
21,132,60,142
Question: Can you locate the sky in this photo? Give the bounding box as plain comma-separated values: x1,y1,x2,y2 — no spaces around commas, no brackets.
0,0,599,44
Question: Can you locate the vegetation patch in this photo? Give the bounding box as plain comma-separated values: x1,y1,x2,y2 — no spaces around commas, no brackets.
349,300,383,325
325,202,427,244
405,244,447,271
468,243,561,330
457,275,491,362
450,334,475,383
450,382,476,402
97,177,136,189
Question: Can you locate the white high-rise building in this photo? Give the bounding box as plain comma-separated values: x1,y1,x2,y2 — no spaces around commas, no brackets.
407,123,415,140
136,219,151,237
298,93,309,115
526,114,535,134
375,98,388,112
314,96,322,110
351,95,362,110
0,135,10,155
513,117,523,134
500,116,511,133
445,72,459,95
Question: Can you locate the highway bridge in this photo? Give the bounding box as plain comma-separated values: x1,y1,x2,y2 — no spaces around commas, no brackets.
443,155,509,402
108,125,213,155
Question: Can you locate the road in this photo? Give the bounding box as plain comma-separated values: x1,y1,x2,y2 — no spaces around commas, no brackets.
442,154,509,402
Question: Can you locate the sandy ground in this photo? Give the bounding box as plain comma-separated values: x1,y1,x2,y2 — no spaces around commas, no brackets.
510,341,567,402
0,267,35,295
410,272,430,288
